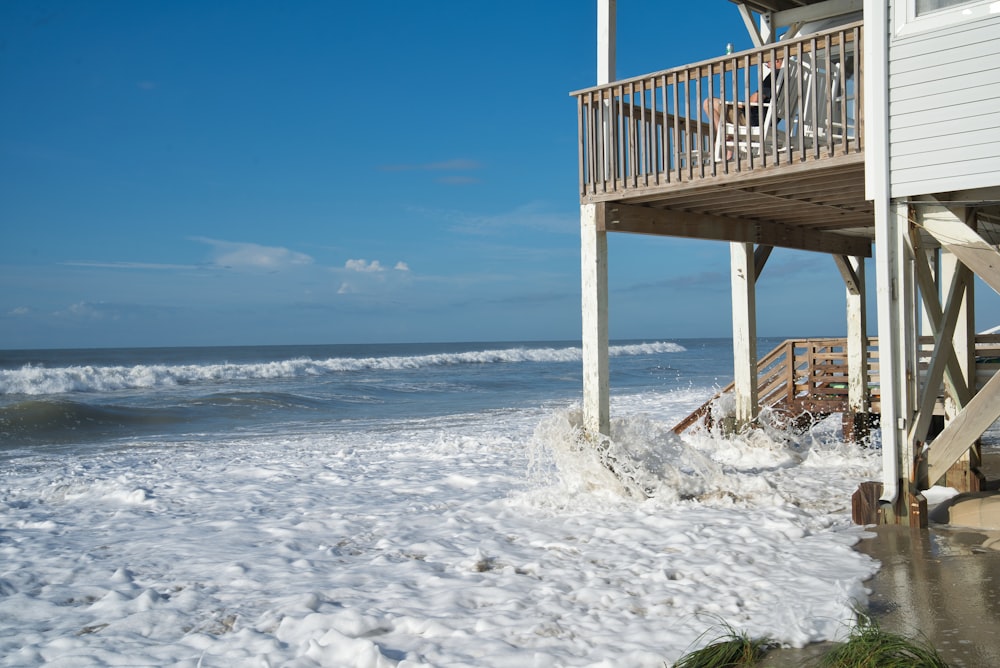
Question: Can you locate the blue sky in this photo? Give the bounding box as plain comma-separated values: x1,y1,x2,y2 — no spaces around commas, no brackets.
3,1,997,349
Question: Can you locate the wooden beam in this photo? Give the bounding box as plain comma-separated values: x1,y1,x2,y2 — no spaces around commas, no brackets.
927,370,1000,485
908,255,970,448
737,3,765,47
909,231,972,409
919,214,1000,297
754,245,774,281
833,254,862,294
604,203,872,256
773,0,863,29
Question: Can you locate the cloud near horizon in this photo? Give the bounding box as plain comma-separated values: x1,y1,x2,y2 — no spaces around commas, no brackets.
191,237,313,271
344,259,410,273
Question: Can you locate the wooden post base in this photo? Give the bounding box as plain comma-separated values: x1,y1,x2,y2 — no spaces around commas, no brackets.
842,412,878,445
945,460,984,493
851,480,928,527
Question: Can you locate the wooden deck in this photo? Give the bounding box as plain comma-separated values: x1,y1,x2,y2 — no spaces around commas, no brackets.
571,22,872,257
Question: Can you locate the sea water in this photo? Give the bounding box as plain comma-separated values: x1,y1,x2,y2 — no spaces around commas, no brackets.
0,339,882,666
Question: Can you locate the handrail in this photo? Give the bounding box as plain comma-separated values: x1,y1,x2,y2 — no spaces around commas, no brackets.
671,333,999,434
572,21,864,201
672,336,874,434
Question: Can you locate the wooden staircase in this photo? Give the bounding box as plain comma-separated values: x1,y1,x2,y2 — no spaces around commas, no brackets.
673,335,1000,435
672,337,878,434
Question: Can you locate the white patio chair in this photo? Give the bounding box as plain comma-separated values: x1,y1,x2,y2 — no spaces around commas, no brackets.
714,58,801,162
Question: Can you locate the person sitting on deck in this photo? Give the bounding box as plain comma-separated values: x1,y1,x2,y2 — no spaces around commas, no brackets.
702,58,784,157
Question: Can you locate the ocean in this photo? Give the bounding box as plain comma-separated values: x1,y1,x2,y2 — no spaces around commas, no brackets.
0,339,882,666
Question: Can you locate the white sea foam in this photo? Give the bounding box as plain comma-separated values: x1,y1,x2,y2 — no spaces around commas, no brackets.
0,341,685,396
0,402,881,666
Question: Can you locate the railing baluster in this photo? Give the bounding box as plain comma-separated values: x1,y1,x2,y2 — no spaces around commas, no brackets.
809,36,819,162
695,74,705,179
570,21,864,198
853,25,862,154
823,33,833,158
661,74,670,183
671,73,680,181
613,86,621,191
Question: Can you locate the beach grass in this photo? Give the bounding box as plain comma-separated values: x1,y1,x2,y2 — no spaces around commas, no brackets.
818,613,949,668
672,624,774,668
670,613,950,668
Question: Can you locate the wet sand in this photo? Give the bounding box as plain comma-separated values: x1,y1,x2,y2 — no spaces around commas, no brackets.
755,523,1000,667
853,524,1000,667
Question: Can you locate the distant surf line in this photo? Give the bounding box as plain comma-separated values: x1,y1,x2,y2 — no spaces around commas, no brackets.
0,341,686,396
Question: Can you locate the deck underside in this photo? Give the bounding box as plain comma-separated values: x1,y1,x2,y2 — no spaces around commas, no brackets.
589,153,874,257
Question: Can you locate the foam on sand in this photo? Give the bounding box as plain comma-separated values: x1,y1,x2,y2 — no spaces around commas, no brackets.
0,407,880,666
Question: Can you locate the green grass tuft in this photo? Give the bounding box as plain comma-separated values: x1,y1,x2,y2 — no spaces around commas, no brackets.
819,613,950,668
673,625,774,668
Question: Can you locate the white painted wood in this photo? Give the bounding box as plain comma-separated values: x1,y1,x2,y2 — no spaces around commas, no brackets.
927,370,1000,485
875,203,908,503
888,13,1000,197
581,2,614,439
866,0,902,504
941,242,975,420
900,207,920,478
835,255,869,412
920,214,1000,296
907,238,968,446
580,203,610,437
908,227,972,408
892,160,1000,197
774,0,864,29
753,245,773,282
893,138,1000,169
597,0,615,85
892,123,1000,155
864,0,890,200
730,242,758,427
919,246,937,338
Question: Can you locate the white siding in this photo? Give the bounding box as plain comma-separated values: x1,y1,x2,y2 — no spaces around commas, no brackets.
888,9,1000,198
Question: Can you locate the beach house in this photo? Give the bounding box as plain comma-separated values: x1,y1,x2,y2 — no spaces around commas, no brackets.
573,0,1000,524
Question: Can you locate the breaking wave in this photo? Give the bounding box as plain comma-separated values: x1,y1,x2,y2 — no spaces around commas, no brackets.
1,342,685,396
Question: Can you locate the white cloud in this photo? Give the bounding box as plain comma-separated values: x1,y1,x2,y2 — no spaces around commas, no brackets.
394,262,410,272
345,259,385,273
9,306,30,316
337,282,356,294
192,237,313,271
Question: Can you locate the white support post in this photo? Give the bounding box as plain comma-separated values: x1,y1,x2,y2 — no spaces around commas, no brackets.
901,207,919,483
845,256,868,415
730,242,758,429
834,253,870,443
874,201,908,505
580,0,615,440
581,203,610,437
597,0,615,85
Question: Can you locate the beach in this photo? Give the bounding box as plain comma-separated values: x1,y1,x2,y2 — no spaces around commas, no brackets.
0,339,913,665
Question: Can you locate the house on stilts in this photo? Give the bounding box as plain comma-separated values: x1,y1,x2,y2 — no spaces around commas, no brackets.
574,0,1000,525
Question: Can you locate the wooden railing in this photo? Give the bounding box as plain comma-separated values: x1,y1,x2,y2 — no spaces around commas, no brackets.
571,22,864,200
673,333,1000,434
672,337,876,433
